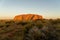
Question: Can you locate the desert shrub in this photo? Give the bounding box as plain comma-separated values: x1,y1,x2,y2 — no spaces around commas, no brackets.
0,19,60,40
24,20,59,40
49,19,60,25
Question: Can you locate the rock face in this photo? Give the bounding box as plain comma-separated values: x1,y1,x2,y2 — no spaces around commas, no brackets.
14,14,43,21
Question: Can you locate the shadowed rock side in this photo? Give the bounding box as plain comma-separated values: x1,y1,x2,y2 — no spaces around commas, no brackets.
14,14,43,21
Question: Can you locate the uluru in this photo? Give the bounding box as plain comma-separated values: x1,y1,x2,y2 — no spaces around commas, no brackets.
14,14,43,21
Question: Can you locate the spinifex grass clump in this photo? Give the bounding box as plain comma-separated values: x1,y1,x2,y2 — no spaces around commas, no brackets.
24,20,58,40
0,19,60,40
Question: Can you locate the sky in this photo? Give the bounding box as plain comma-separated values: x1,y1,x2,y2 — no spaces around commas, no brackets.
0,0,60,19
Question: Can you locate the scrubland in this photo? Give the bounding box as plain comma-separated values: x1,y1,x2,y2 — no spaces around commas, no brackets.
0,19,60,40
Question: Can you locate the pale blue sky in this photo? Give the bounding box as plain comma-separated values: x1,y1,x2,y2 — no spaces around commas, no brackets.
0,0,60,19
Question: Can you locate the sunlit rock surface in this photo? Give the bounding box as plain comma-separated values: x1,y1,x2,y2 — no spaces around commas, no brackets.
14,14,43,21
